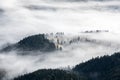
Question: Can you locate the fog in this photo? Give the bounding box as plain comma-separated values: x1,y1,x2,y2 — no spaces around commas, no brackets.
0,0,120,80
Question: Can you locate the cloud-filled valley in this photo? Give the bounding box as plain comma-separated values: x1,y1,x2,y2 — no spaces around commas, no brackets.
0,0,120,80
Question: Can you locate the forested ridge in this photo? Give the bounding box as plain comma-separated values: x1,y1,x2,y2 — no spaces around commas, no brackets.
1,34,56,52
14,52,120,80
14,69,83,80
73,52,120,80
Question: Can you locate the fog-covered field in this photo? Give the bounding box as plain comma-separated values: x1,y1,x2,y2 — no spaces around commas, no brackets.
0,0,120,80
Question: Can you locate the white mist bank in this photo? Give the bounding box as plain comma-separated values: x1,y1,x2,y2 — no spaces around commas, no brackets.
0,0,120,80
0,0,120,39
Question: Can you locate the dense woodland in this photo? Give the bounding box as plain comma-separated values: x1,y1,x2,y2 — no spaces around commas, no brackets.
17,34,56,51
73,52,120,80
14,52,120,80
1,34,56,52
14,69,82,80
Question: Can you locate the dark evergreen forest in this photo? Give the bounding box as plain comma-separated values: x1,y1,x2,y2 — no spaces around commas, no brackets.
14,52,120,80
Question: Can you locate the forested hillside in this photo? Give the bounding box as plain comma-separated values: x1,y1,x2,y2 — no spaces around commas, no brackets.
1,34,56,52
73,52,120,80
13,52,120,80
13,69,84,80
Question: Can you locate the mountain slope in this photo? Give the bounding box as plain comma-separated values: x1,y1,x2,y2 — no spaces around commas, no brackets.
1,34,56,52
13,52,120,80
13,69,84,80
73,52,120,80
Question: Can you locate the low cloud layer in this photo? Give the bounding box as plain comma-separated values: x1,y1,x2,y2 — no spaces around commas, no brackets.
0,0,120,80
